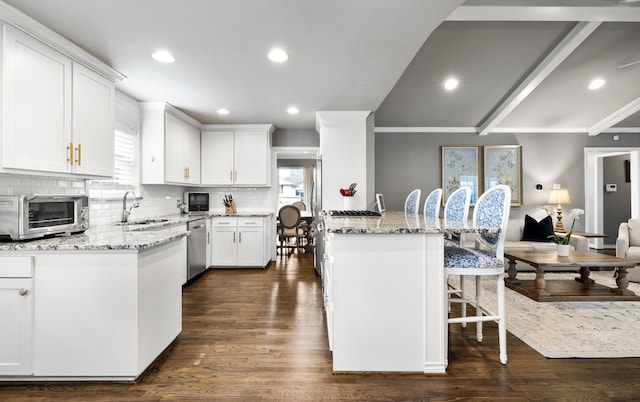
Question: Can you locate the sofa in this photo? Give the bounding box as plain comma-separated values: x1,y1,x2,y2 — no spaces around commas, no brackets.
616,219,640,283
462,213,588,271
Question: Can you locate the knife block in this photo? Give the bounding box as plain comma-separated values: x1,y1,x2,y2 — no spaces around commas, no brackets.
225,200,237,214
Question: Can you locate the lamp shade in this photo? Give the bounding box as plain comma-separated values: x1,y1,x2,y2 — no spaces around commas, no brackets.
548,188,572,205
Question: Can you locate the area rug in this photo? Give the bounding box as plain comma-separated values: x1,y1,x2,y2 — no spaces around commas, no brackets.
453,271,640,358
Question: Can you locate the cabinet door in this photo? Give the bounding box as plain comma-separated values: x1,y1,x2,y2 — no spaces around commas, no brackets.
237,226,265,266
211,225,237,266
234,130,269,186
183,122,201,184
0,277,34,375
165,113,200,184
2,25,72,173
164,113,188,183
72,62,115,176
201,130,234,185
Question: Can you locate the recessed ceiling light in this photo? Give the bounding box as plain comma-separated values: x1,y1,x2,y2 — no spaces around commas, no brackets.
444,77,459,91
152,50,175,63
588,78,606,90
287,106,299,114
217,108,230,115
268,48,289,63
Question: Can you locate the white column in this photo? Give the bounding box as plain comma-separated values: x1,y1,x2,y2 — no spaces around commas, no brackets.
316,111,374,211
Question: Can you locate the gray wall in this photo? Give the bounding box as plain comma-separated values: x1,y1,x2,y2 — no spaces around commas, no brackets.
375,132,640,231
603,154,631,244
272,128,319,147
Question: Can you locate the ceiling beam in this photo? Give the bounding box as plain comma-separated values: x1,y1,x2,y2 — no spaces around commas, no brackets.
476,21,601,136
447,6,640,22
589,97,640,136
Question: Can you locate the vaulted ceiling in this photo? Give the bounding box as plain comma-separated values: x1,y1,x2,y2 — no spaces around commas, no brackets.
4,0,640,135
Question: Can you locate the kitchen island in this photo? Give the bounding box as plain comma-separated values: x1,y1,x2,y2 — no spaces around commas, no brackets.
322,212,491,374
0,224,189,381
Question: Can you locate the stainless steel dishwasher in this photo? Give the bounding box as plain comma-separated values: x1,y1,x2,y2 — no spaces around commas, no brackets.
187,219,207,281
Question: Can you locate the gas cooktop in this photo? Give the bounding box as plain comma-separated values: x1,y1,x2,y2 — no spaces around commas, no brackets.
328,210,381,217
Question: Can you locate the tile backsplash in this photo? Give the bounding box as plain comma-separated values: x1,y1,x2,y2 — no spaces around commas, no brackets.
0,173,275,226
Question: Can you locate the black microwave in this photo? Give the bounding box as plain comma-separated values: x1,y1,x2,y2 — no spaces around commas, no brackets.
184,192,209,213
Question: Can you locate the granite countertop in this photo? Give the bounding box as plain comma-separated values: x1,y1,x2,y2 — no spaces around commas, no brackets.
0,225,189,252
324,211,499,235
0,210,273,252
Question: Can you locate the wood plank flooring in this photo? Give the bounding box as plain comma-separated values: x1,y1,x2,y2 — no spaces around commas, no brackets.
2,251,640,401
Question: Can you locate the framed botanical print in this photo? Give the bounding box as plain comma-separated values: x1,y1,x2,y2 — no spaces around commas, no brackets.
441,146,480,205
483,145,522,206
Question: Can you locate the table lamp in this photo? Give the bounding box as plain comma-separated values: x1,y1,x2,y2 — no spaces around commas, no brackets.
548,188,572,232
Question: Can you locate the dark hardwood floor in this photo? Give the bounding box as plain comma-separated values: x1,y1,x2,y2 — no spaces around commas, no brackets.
2,251,640,401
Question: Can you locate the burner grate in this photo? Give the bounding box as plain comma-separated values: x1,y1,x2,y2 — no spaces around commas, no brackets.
328,210,381,217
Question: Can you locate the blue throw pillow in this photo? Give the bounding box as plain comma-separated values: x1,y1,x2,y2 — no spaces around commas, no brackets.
521,214,554,242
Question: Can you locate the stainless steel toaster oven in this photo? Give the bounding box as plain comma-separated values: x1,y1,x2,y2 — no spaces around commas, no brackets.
0,194,89,241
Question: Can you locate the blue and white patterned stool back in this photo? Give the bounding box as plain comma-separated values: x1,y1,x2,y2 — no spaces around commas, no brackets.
423,188,442,220
444,187,471,228
404,189,421,216
474,185,511,252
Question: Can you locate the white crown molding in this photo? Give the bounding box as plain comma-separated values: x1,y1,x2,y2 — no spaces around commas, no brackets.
375,127,477,133
447,6,640,22
375,126,640,134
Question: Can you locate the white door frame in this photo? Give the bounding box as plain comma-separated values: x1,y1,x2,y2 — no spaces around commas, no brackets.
584,147,640,249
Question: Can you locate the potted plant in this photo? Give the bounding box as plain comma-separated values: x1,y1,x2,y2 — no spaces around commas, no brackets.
547,208,584,256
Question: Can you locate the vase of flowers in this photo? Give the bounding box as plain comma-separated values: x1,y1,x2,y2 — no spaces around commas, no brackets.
547,208,585,256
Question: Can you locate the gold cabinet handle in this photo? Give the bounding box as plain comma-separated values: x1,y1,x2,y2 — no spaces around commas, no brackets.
187,167,190,179
75,143,81,166
67,142,74,166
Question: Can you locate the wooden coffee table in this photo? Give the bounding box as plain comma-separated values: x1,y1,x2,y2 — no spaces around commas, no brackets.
504,250,639,302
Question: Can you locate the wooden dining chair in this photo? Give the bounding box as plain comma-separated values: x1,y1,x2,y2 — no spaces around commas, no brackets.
278,205,304,255
443,185,511,364
292,201,306,211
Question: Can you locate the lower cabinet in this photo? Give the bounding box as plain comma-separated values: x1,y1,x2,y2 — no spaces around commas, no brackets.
211,216,268,267
0,237,185,380
0,256,34,376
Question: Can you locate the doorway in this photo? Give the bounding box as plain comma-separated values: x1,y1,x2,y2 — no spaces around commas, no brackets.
584,147,640,249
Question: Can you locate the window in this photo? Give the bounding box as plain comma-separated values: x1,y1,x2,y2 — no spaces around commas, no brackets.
87,125,140,198
278,167,304,208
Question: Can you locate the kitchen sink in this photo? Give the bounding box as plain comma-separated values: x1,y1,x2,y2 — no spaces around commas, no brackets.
113,218,171,226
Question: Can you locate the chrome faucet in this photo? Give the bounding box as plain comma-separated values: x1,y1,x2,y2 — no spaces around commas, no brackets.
121,190,139,223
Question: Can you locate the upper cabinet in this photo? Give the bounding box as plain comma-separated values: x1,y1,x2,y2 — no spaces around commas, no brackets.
140,103,202,185
1,24,117,177
201,125,274,187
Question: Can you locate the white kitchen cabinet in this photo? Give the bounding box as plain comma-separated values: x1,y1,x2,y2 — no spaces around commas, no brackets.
71,62,115,176
141,103,201,185
200,125,274,186
33,239,184,378
210,216,268,267
0,256,34,376
1,25,115,177
211,217,238,266
237,218,265,266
